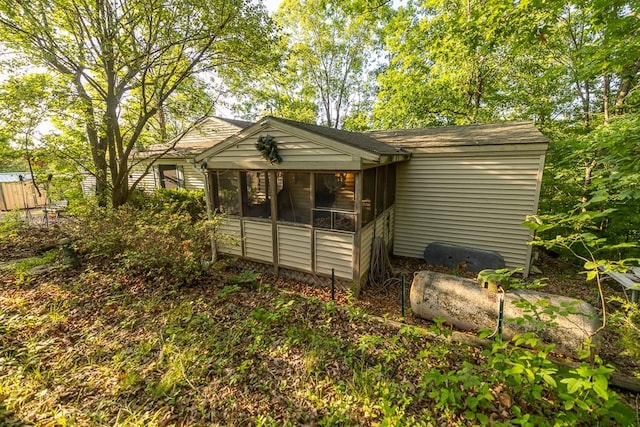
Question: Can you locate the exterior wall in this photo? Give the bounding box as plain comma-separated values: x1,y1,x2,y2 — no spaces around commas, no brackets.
218,218,242,256
277,225,312,271
217,219,354,280
315,230,354,280
243,220,273,263
129,159,205,191
179,117,246,145
205,129,356,169
393,151,545,271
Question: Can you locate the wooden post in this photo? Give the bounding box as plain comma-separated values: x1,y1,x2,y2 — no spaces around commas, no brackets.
269,170,279,276
352,170,363,297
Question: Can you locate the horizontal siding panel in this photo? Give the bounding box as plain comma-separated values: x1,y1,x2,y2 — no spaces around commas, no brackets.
359,223,375,278
396,191,537,203
315,231,354,279
244,220,273,263
395,209,532,224
183,166,205,190
218,218,242,256
394,152,543,270
278,225,312,271
214,134,353,164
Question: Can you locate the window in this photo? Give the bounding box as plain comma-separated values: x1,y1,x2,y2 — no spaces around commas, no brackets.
212,170,240,215
158,165,184,189
241,171,272,218
278,172,311,224
313,172,356,232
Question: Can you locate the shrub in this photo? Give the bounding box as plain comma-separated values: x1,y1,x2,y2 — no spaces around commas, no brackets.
130,188,207,221
70,203,220,286
0,210,26,242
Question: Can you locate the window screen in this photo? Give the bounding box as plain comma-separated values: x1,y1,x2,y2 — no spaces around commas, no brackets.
385,164,396,209
362,168,376,226
278,172,311,224
242,171,272,218
215,170,240,215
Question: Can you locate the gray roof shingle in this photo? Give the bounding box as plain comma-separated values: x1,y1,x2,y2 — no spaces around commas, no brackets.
265,116,408,156
368,121,549,148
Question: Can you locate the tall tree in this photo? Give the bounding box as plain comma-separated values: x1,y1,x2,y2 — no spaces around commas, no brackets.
0,73,58,193
0,0,275,207
374,0,640,129
258,0,389,128
229,37,319,123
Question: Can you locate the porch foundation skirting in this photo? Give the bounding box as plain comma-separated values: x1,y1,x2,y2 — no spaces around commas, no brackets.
233,258,353,291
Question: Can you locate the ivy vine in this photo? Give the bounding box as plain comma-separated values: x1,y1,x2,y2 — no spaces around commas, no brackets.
256,135,282,164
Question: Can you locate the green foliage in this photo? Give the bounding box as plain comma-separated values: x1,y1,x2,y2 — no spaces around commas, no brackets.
129,188,207,221
0,210,26,241
256,135,282,164
227,270,261,286
609,298,640,362
0,0,277,207
70,203,217,285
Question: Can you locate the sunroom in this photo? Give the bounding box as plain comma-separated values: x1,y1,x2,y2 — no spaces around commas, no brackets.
194,117,409,290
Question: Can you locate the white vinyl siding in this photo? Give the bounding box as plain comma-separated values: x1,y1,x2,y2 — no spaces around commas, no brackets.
217,218,242,256
129,168,157,191
277,225,312,271
179,118,245,145
182,164,205,190
359,222,375,280
315,230,354,279
129,159,205,191
393,153,544,270
243,220,273,263
213,130,354,165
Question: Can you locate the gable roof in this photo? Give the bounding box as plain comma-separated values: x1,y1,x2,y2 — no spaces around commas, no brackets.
368,121,549,148
267,116,406,156
194,116,410,165
137,116,253,158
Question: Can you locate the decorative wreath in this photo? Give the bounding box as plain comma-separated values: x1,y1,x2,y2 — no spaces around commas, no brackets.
256,134,282,164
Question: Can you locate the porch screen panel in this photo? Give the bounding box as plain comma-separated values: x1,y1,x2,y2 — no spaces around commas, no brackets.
242,171,273,218
313,172,356,232
216,171,240,215
278,172,311,224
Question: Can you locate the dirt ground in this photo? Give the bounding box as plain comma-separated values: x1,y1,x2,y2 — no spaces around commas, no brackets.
269,251,640,379
3,223,638,379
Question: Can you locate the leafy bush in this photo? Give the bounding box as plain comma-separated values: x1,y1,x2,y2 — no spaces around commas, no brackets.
0,210,26,241
129,188,207,221
70,203,220,286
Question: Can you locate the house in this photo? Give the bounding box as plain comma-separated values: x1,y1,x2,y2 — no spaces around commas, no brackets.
0,173,47,210
194,117,548,291
129,116,253,191
369,122,548,277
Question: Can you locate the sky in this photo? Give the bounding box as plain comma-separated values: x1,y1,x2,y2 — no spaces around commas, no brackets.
264,0,282,13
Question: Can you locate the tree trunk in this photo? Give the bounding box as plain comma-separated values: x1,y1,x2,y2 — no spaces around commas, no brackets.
111,175,129,208
581,159,597,211
603,74,610,123
614,59,640,113
158,104,168,142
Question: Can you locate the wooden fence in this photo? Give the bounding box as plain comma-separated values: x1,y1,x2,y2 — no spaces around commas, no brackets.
0,180,47,211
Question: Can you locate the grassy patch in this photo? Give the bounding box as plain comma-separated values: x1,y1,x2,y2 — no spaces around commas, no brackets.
0,263,634,425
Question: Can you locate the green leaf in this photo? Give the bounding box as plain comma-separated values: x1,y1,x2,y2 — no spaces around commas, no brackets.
560,377,581,394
